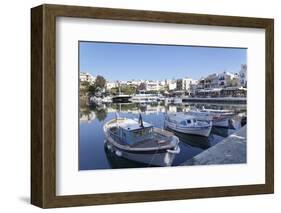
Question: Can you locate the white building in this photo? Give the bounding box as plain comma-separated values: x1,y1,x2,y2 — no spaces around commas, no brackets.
218,72,240,87
176,77,193,91
239,64,247,87
145,80,159,91
80,72,96,84
166,80,177,91
106,82,118,90
196,70,242,89
189,80,198,94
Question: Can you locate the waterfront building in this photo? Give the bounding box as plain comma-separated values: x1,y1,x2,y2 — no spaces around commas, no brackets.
145,80,160,91
197,70,242,90
176,77,193,91
189,80,198,95
80,72,96,84
239,64,247,87
106,82,118,90
125,80,142,86
218,72,240,87
166,80,177,91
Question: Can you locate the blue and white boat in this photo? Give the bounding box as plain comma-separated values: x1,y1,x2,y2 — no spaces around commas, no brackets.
103,114,180,166
186,108,235,128
164,113,212,137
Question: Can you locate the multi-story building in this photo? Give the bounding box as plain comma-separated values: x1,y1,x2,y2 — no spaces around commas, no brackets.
145,80,159,91
218,72,241,87
239,64,247,87
80,72,96,84
189,80,198,95
176,77,193,91
165,79,177,91
106,82,118,90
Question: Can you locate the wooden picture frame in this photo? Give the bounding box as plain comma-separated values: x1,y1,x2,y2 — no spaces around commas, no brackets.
31,4,274,208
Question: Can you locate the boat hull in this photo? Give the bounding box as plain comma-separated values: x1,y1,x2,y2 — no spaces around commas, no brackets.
105,143,177,166
164,120,212,137
103,118,180,166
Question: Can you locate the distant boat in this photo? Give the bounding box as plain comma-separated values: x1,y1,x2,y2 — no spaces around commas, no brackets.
130,93,163,104
186,108,235,128
112,85,132,103
172,97,182,104
112,95,132,103
103,114,180,166
164,113,212,137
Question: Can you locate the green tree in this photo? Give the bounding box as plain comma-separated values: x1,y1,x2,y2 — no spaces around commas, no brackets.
110,87,119,95
88,84,96,95
94,108,108,122
94,75,106,89
87,75,106,95
121,85,136,95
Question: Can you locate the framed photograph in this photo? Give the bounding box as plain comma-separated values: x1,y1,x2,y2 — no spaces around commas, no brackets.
31,4,274,208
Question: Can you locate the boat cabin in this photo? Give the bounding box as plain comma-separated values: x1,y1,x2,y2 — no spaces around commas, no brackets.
178,118,197,127
166,113,200,127
118,120,154,145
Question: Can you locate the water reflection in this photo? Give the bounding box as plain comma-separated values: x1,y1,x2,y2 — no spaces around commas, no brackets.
172,130,211,150
211,127,229,138
79,102,246,170
104,143,151,169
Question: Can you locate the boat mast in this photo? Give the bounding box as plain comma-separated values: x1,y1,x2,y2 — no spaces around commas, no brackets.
139,113,144,128
118,82,121,95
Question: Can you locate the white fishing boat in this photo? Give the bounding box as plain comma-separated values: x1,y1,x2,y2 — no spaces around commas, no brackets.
172,97,182,104
103,114,180,166
186,108,235,128
164,113,212,137
130,93,163,104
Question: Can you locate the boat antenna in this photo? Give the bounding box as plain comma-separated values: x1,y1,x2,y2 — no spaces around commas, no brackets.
118,82,121,95
139,113,144,128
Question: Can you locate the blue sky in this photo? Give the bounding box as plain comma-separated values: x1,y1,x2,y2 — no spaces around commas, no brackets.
79,41,247,81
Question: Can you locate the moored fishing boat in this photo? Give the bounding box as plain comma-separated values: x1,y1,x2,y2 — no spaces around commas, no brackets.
103,114,180,166
186,108,235,128
164,113,212,137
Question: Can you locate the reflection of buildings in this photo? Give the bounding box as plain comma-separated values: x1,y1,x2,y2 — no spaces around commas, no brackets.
80,111,96,123
107,103,166,114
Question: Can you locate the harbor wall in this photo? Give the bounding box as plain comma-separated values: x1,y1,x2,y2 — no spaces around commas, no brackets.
182,125,247,166
182,97,246,104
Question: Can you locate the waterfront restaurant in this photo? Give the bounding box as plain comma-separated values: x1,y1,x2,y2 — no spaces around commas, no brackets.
195,87,247,98
220,87,247,97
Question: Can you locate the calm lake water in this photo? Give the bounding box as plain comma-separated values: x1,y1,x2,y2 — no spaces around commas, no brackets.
79,102,246,170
